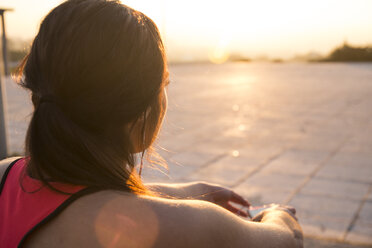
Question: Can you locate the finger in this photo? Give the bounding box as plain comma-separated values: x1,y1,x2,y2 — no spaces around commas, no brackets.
229,191,250,207
225,203,249,217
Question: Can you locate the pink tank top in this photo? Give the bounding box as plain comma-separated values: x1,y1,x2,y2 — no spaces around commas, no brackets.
0,158,98,247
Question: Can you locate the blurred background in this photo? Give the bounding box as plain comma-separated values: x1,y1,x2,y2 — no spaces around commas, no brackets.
0,1,371,247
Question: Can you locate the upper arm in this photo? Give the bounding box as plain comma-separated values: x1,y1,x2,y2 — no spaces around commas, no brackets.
32,191,301,248
86,193,300,248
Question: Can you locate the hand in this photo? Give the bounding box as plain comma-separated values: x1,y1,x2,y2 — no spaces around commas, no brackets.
252,204,297,222
191,182,251,217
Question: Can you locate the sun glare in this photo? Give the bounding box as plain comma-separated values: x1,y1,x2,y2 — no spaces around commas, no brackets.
2,0,372,61
209,47,230,64
120,0,372,60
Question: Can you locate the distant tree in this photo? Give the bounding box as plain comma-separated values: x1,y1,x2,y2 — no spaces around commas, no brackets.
0,38,30,62
8,49,27,62
0,38,30,73
324,42,372,62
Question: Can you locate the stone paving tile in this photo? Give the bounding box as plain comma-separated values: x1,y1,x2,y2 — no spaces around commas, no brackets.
351,130,372,147
157,131,204,153
289,194,360,240
294,135,342,152
289,194,359,221
299,216,351,240
142,160,198,183
233,144,284,160
304,237,371,248
346,202,372,244
329,153,372,167
358,202,372,224
207,135,250,150
141,168,173,183
345,220,372,244
233,172,306,205
300,178,370,201
145,148,230,182
301,120,352,140
187,144,284,187
190,141,232,157
166,150,218,168
367,191,372,202
188,154,262,187
238,133,298,150
340,142,372,155
234,186,291,206
316,161,372,184
153,145,179,160
259,149,329,176
238,171,306,192
315,151,372,184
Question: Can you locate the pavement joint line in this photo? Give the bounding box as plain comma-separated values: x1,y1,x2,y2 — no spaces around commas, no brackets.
332,96,365,119
159,122,223,154
230,147,288,188
263,172,372,186
178,153,228,181
304,234,372,248
314,175,372,185
283,134,352,205
292,191,368,201
342,183,372,241
178,132,290,184
160,135,216,159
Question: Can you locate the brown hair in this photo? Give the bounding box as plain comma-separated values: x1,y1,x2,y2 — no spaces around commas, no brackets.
17,0,168,194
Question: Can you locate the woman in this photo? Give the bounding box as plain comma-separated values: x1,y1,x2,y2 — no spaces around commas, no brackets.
0,0,303,247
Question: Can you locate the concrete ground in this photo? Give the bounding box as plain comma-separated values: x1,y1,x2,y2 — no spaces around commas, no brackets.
304,238,371,248
3,62,372,247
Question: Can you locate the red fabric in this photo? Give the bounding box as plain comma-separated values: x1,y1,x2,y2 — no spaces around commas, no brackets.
0,158,85,247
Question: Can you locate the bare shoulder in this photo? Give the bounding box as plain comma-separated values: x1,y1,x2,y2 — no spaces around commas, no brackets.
26,190,248,248
26,189,302,248
0,157,22,180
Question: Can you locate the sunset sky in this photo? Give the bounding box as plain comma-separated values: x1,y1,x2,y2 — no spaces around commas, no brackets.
1,0,372,62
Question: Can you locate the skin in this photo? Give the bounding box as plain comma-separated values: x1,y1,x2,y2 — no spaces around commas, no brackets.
0,90,303,247
0,158,303,248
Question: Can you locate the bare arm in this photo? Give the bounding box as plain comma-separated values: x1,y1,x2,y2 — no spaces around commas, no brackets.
139,195,303,247
146,181,251,217
179,199,303,248
64,191,302,248
145,181,215,199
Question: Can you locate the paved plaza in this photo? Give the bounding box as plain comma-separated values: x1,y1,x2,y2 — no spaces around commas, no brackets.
3,62,372,247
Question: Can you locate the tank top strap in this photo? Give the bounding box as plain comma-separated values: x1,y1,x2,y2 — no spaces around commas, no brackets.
0,158,102,248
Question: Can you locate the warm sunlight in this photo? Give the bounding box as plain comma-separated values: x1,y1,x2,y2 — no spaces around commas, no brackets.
1,0,372,61
119,0,372,61
1,1,372,247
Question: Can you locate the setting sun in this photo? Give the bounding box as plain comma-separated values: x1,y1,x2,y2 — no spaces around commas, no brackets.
119,0,372,61
1,1,372,246
1,0,372,61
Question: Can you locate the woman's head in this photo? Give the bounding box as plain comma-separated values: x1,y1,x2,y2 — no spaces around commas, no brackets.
18,0,168,193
